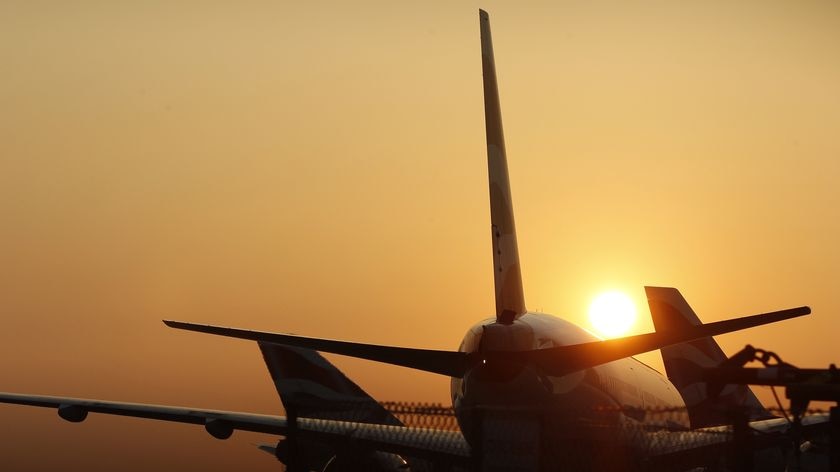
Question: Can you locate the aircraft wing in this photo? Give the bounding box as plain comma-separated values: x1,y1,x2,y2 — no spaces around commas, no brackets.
0,392,286,435
642,414,830,471
0,392,471,466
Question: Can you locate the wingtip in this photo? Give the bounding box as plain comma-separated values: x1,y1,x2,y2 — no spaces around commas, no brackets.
479,9,489,19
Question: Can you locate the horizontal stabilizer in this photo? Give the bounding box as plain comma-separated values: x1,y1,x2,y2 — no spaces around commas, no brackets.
164,320,468,377
165,305,807,379
516,305,810,377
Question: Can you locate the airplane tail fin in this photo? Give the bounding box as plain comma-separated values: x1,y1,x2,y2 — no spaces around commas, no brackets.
258,342,405,470
258,341,402,426
480,9,526,323
645,287,774,428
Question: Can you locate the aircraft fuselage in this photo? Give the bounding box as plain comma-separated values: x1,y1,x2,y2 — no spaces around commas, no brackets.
451,313,690,458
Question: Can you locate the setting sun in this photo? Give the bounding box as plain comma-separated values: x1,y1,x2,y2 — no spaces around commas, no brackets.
588,291,638,338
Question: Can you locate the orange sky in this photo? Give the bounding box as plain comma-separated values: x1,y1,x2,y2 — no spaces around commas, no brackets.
2,1,839,470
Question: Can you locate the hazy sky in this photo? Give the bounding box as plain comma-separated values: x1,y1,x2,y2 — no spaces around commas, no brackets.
2,1,839,470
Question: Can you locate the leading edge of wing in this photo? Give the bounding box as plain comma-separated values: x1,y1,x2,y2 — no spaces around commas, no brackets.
0,392,471,463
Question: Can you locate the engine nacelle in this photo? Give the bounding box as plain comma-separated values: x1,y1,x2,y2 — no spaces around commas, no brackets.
204,419,233,440
273,438,409,472
321,451,409,472
57,404,88,423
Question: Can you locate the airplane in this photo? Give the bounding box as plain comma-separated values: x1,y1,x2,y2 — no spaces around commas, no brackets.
0,9,822,472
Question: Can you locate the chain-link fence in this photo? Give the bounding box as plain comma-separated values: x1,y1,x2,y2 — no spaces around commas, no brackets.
367,403,832,472
277,401,834,471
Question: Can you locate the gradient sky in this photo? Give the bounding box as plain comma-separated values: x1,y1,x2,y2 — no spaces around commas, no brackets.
2,1,839,470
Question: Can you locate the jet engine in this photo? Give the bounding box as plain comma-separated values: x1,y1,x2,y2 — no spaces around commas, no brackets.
271,438,410,472
57,404,87,423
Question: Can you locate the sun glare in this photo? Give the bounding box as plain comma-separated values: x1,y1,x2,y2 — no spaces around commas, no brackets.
588,291,637,338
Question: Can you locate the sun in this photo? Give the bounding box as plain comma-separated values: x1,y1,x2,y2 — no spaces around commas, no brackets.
588,291,637,338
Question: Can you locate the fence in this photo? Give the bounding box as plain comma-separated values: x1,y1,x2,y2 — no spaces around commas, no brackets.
368,403,832,472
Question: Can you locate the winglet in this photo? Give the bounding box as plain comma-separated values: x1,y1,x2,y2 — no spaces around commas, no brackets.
480,9,526,323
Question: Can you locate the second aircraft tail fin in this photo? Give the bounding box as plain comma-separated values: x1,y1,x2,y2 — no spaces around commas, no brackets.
258,341,402,426
645,286,774,428
258,342,406,470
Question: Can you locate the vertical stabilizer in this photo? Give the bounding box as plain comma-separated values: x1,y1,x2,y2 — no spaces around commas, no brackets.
645,287,773,428
480,10,526,323
258,342,405,470
259,341,401,426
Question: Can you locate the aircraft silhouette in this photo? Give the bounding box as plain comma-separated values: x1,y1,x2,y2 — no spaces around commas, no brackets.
0,10,818,472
